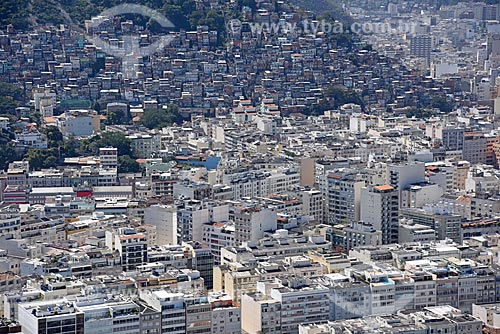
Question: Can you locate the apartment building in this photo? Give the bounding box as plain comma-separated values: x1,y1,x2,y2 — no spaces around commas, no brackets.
299,306,482,334
105,228,148,271
144,204,177,246
269,280,330,334
18,299,84,334
139,290,186,334
360,185,399,244
344,221,382,250
233,205,277,245
0,205,21,239
98,147,118,168
55,109,100,137
176,200,229,243
128,133,161,159
300,189,324,223
76,297,141,334
208,293,240,334
401,207,462,242
463,132,488,165
201,221,235,264
321,170,364,226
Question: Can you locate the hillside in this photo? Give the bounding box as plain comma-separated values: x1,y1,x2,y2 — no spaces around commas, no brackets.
0,0,231,32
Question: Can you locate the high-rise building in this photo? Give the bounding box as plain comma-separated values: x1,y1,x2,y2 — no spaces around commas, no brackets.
233,206,277,245
463,132,487,165
139,291,186,334
301,189,324,223
410,35,433,60
202,222,236,264
387,163,425,207
98,147,118,169
360,185,399,244
18,299,84,334
177,200,229,243
188,242,215,289
105,228,148,271
184,295,212,334
321,170,364,226
144,204,178,246
76,297,141,334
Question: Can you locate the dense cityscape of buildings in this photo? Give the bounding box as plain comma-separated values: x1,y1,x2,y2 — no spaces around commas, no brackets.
1,0,500,333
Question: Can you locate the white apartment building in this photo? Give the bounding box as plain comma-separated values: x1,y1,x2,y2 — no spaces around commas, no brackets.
15,128,48,148
139,290,186,334
55,110,100,137
233,206,277,245
344,221,382,250
208,292,241,334
242,280,330,334
135,182,152,199
427,161,470,192
388,163,426,205
225,169,300,200
106,228,148,271
128,133,161,159
144,205,177,246
177,200,229,243
360,185,399,244
0,206,21,239
76,297,140,334
398,220,437,244
18,299,84,334
401,183,443,209
202,222,235,264
301,189,323,223
211,305,240,334
320,170,364,226
321,274,371,320
99,147,118,168
241,292,281,334
299,306,482,334
367,272,396,315
184,295,212,334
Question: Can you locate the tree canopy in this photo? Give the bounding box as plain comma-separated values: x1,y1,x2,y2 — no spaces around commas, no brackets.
0,143,17,171
0,83,26,114
141,104,182,129
306,85,364,115
43,126,64,149
24,148,59,170
118,155,141,173
80,131,133,156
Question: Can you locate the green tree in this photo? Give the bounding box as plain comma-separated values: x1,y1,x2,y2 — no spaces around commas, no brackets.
429,96,454,113
106,109,127,125
24,148,59,170
238,0,257,11
80,131,132,157
0,143,17,171
99,132,132,156
0,82,25,114
43,125,64,148
0,0,31,30
118,155,141,173
406,108,436,119
62,134,79,158
141,104,181,129
305,85,364,115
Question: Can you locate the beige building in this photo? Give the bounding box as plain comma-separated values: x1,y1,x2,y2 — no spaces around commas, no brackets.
241,292,281,334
